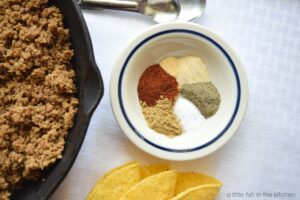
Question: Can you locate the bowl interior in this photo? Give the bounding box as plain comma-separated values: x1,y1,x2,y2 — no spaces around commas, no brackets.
121,31,238,150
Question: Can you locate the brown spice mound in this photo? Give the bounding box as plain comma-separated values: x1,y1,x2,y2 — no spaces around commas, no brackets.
138,64,179,106
141,98,182,137
0,0,78,199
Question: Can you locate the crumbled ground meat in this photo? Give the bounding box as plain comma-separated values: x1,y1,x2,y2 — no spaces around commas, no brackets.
0,0,78,199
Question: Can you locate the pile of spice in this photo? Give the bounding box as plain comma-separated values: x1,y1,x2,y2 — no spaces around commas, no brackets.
138,64,181,137
174,96,205,134
181,82,221,118
160,56,221,118
137,56,221,137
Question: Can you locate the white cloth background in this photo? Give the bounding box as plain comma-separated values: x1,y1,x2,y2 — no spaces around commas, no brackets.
51,0,300,199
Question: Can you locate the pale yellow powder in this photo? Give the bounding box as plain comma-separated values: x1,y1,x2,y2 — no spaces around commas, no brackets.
159,56,179,77
160,56,210,86
141,98,182,137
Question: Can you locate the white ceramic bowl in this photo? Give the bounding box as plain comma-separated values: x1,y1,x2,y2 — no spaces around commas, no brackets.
110,22,248,161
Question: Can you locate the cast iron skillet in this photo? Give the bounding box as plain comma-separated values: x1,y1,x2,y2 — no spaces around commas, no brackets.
11,0,104,199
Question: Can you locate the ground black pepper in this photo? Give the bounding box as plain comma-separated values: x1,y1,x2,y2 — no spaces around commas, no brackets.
181,82,221,118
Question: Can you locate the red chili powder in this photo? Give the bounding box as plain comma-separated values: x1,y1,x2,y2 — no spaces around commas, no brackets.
137,64,178,106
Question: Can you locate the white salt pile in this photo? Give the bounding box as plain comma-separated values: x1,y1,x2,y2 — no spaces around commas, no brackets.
174,96,205,134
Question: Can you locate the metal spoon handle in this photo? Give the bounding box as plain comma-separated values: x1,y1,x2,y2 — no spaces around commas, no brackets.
79,0,139,11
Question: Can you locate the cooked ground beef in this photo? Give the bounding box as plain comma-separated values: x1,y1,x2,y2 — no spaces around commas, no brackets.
0,0,78,199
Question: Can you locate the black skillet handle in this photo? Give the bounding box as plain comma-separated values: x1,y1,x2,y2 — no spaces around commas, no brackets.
83,63,104,115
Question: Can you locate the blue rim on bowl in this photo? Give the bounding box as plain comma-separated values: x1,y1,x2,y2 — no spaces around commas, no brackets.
110,22,248,160
118,29,241,153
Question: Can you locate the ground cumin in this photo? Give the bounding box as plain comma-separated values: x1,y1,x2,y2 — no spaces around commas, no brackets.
141,98,182,137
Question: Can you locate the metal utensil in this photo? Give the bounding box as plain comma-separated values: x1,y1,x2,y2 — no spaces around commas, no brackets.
176,0,206,22
78,0,180,23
